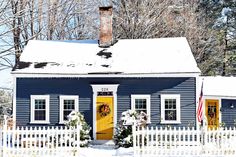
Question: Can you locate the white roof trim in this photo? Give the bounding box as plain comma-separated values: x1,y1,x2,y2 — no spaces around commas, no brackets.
204,95,236,99
12,72,200,78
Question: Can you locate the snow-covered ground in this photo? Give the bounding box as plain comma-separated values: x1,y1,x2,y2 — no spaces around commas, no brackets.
74,146,235,157
3,146,235,157
79,147,133,157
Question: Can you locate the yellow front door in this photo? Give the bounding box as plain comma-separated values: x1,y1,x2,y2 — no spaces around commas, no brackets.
205,99,219,129
96,96,114,140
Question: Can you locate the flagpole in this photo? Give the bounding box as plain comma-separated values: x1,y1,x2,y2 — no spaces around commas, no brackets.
199,78,206,154
197,78,204,128
202,78,206,131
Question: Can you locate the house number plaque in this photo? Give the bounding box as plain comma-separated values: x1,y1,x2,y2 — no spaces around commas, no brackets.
101,88,109,92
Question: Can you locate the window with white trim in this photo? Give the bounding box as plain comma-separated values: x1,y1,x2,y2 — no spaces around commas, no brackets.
161,94,181,124
30,95,50,124
59,95,79,124
131,95,151,123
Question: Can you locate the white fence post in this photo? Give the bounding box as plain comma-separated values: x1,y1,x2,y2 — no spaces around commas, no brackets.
150,126,154,153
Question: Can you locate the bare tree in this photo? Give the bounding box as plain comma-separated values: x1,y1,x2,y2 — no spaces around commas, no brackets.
1,0,234,77
112,0,211,74
0,0,15,70
0,0,98,69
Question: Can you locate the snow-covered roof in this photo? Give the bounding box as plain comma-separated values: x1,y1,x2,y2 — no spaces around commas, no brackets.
201,76,236,98
12,37,200,76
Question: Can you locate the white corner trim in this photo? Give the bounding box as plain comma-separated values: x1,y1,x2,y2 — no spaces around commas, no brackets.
219,98,222,125
131,94,151,123
91,84,119,140
30,95,50,124
196,76,200,130
160,94,181,124
13,76,16,128
59,95,79,124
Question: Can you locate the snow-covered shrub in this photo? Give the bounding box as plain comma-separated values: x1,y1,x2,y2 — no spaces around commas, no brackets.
114,110,148,148
66,111,91,147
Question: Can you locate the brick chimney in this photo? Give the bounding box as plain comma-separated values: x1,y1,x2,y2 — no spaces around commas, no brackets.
99,6,113,47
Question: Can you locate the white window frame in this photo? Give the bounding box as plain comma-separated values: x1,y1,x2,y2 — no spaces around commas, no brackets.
131,94,151,123
161,94,181,124
30,95,50,124
59,95,79,124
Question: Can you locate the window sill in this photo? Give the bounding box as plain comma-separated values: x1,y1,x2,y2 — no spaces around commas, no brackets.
160,121,181,124
30,121,50,124
59,121,68,125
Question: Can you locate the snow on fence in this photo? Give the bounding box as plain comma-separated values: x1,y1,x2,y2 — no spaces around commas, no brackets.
0,125,80,157
133,126,236,156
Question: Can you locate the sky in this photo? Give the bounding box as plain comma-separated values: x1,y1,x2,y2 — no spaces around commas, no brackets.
0,24,14,90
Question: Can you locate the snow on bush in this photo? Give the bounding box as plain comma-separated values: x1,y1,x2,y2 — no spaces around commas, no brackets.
67,110,91,147
114,110,148,148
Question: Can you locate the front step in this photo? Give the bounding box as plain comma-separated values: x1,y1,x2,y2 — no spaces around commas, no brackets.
90,140,115,149
91,140,115,145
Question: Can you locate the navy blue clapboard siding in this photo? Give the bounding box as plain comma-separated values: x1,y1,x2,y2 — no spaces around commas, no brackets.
16,78,93,127
117,78,196,127
16,77,196,129
221,99,236,127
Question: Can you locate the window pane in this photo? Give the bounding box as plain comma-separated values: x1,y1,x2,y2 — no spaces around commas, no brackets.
136,109,147,114
64,100,74,105
165,110,177,120
35,110,46,120
64,111,72,121
63,99,75,121
135,98,147,114
135,99,139,108
64,100,75,109
35,99,45,109
165,100,168,108
69,104,75,109
164,98,177,121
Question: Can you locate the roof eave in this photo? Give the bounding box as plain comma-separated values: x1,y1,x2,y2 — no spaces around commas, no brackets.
204,95,236,99
12,71,200,78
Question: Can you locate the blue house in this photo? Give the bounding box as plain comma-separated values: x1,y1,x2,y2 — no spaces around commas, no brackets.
12,7,201,140
201,76,236,129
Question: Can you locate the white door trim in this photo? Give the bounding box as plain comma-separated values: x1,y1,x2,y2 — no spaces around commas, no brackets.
91,84,119,140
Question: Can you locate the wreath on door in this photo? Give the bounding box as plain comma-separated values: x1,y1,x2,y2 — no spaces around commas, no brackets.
98,103,111,117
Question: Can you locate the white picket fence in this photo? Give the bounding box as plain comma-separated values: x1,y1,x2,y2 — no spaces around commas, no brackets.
0,125,80,157
133,126,236,156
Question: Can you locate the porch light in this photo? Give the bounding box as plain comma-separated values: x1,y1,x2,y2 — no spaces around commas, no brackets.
230,103,234,109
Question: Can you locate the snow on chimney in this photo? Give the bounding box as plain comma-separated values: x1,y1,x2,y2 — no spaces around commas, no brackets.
99,6,113,47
